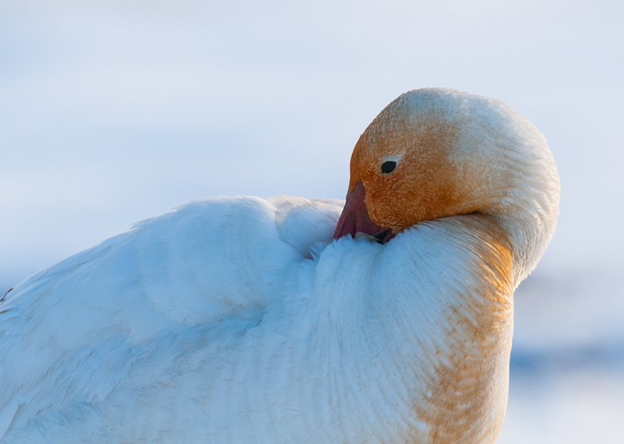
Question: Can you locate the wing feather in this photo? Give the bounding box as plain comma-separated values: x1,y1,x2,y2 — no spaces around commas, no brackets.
0,196,342,440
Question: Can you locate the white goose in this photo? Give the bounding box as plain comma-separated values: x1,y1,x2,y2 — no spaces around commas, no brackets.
0,88,559,444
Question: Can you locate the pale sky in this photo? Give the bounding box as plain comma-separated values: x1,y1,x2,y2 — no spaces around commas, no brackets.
1,1,623,441
2,0,624,339
3,0,624,342
2,0,622,285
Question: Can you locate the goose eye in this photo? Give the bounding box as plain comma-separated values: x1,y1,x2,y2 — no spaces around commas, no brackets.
381,160,397,174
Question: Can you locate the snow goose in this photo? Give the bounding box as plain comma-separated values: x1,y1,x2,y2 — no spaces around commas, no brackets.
0,88,559,444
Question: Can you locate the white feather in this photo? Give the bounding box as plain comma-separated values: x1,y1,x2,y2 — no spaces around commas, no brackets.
0,88,559,444
0,198,513,443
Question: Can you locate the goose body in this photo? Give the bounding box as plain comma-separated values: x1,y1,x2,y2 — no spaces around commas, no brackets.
0,89,559,444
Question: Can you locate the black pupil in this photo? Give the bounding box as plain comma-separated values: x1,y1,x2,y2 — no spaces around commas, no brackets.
381,161,397,174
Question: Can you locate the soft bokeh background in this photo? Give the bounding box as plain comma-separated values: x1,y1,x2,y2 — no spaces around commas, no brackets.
1,1,622,441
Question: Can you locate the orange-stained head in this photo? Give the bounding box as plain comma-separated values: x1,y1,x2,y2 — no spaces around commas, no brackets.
333,88,560,277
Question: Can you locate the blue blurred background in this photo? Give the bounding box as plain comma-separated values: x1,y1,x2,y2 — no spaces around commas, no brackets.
1,1,622,441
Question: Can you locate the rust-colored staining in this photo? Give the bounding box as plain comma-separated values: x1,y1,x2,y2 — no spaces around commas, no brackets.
343,91,520,442
408,217,514,444
348,97,487,237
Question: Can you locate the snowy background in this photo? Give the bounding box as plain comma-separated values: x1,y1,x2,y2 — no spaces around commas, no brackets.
1,1,623,441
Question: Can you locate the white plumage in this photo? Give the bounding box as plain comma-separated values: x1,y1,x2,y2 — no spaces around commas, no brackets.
0,88,559,444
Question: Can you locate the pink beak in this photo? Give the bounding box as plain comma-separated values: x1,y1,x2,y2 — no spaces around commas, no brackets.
333,182,395,244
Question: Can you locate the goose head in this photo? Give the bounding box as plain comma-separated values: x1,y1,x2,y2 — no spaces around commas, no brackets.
334,88,560,285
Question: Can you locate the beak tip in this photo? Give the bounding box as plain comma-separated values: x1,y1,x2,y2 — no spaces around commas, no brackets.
333,182,395,244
